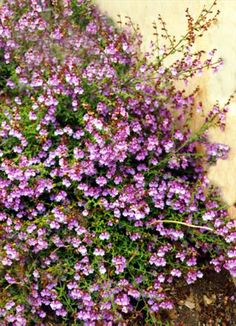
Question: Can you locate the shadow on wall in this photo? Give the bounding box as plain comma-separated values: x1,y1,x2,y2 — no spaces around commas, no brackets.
95,0,236,215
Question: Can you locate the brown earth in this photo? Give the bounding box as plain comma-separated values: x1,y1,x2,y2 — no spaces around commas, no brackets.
159,270,236,325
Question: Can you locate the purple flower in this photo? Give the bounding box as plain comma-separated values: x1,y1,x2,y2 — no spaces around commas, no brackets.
99,232,110,240
227,249,236,258
95,176,107,187
186,270,203,284
112,256,127,274
159,301,173,310
115,293,130,306
224,259,236,277
5,301,15,310
170,269,182,277
202,210,216,221
93,248,105,256
128,288,140,299
149,254,166,267
78,246,87,255
50,300,63,311
162,140,174,153
99,264,106,274
186,257,197,266
5,273,16,284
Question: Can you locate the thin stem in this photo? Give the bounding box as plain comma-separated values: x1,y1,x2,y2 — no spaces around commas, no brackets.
149,219,214,232
159,1,217,63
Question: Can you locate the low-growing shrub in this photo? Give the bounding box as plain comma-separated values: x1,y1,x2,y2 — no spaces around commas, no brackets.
0,0,235,324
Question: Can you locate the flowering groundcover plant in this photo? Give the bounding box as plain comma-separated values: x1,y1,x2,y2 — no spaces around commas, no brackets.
0,0,235,324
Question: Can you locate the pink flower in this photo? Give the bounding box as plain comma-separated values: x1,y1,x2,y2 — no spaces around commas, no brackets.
112,256,127,274
93,248,105,256
149,254,166,267
96,176,107,187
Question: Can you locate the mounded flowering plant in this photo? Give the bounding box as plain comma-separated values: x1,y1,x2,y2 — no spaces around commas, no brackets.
0,0,235,324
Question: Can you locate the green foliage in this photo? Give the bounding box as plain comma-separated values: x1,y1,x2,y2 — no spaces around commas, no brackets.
71,0,93,29
0,50,16,92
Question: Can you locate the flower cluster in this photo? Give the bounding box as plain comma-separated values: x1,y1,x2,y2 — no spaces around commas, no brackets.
0,0,235,324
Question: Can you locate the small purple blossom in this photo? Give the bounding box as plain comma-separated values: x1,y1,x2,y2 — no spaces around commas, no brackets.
149,254,166,267
99,232,110,240
96,176,107,187
93,248,105,256
112,256,127,274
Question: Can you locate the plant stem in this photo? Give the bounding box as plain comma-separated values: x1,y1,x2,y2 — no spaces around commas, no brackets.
150,219,214,232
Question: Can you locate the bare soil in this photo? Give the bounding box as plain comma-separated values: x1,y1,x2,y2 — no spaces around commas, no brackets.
159,270,236,325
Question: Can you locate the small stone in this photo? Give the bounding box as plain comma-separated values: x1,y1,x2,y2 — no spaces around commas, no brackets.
224,296,229,304
184,291,195,310
185,301,195,309
203,294,216,305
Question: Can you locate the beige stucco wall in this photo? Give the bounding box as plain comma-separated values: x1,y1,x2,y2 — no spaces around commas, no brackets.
96,0,236,212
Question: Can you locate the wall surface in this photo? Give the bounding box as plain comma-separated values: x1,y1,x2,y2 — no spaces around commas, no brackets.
96,0,236,212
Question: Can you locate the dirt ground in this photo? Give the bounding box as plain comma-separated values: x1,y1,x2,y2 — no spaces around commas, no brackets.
159,270,236,325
